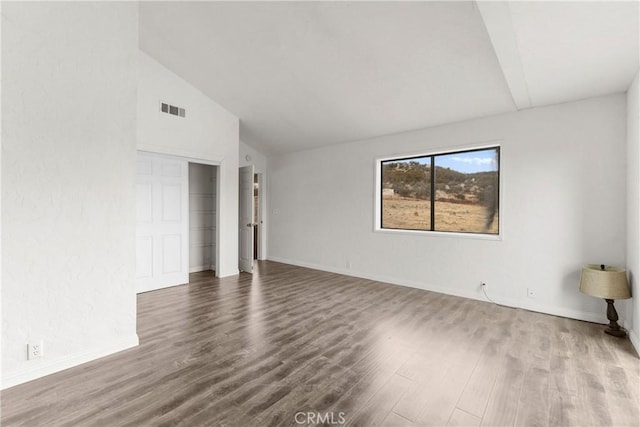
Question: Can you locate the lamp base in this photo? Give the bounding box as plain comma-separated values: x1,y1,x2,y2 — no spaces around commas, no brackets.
605,327,627,338
604,299,627,338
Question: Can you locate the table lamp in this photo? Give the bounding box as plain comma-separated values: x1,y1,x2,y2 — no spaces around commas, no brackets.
579,264,631,337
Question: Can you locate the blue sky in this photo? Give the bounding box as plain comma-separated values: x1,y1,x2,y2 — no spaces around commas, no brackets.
437,150,498,173
405,149,498,174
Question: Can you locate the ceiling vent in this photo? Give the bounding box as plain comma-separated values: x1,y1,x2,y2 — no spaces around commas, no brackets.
160,102,186,118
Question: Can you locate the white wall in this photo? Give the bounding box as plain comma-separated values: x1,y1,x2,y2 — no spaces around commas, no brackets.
268,94,627,324
1,0,4,384
240,140,268,174
2,2,139,388
137,51,240,277
627,71,640,351
189,163,217,272
240,140,269,259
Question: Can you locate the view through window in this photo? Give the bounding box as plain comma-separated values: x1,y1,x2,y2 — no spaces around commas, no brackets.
380,146,499,234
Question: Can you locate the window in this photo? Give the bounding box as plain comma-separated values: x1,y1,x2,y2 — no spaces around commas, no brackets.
379,146,499,235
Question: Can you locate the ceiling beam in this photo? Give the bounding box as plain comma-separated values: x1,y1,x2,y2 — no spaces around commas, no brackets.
476,1,532,110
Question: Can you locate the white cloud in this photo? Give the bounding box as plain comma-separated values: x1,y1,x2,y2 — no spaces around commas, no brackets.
452,156,494,166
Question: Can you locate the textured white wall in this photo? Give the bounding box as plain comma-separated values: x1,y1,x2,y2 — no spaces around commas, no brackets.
627,71,640,351
137,51,240,277
2,2,139,388
268,94,627,324
1,0,4,385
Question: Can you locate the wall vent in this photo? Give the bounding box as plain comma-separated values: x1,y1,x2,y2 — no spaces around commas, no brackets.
160,102,186,118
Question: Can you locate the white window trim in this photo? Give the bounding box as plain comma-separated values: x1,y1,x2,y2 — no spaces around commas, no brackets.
373,142,503,240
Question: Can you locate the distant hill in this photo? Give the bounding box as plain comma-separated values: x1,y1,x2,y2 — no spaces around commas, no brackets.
382,161,498,205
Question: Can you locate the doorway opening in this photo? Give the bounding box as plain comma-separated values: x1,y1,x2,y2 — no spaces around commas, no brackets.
188,163,218,274
239,167,265,272
253,173,260,260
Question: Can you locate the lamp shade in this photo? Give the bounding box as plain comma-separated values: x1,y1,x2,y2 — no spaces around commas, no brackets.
579,264,630,299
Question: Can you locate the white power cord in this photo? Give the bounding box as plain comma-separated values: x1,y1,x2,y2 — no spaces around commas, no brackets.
481,283,509,308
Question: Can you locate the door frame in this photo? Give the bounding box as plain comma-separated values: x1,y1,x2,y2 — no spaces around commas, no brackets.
137,150,222,279
255,172,265,260
238,165,255,273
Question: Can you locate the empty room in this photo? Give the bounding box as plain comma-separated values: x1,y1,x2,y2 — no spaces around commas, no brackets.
2,1,639,426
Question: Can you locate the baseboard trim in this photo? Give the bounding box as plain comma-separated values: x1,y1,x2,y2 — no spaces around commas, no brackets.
1,334,139,390
189,265,215,273
515,300,607,325
218,268,240,278
267,256,609,326
628,327,640,356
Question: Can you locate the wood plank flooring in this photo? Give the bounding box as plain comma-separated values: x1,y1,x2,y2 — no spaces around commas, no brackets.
2,261,639,426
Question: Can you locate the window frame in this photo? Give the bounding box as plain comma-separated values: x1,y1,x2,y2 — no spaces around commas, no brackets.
374,144,502,239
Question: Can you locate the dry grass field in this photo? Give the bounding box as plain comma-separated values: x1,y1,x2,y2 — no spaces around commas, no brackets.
382,196,499,234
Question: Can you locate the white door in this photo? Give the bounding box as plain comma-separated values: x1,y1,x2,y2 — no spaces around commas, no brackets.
136,152,189,293
239,165,254,273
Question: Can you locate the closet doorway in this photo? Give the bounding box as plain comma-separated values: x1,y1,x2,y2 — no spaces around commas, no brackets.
135,151,219,293
188,163,218,274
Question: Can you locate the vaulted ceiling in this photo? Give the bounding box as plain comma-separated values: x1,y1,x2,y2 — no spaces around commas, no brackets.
139,1,639,154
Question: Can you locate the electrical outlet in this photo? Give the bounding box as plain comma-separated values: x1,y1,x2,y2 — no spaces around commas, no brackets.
527,288,535,298
27,341,43,360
